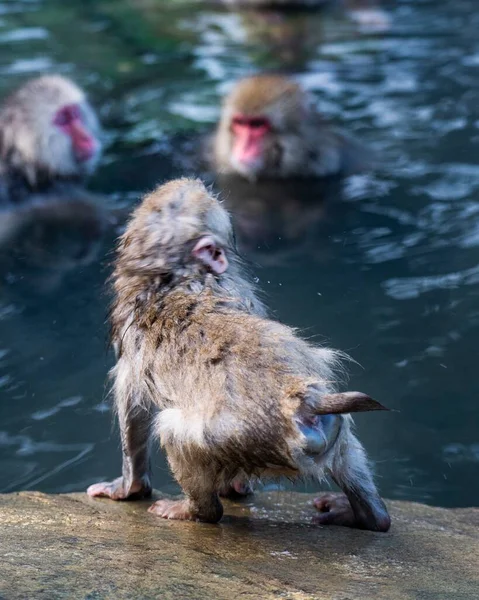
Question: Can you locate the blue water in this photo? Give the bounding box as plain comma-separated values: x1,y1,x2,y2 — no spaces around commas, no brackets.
0,0,478,507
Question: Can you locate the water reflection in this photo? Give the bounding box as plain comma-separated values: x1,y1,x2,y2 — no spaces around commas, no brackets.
219,176,341,265
0,430,93,492
0,191,116,293
0,0,477,507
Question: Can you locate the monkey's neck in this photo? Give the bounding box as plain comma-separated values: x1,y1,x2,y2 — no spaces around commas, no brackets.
115,266,266,326
201,269,266,316
154,270,264,317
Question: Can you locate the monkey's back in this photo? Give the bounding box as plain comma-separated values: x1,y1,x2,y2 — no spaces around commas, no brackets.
119,288,342,470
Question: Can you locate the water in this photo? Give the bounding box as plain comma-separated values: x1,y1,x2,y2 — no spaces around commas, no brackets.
0,0,478,507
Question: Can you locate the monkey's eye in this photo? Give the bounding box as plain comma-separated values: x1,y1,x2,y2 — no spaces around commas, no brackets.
54,104,82,127
231,115,270,130
248,118,269,129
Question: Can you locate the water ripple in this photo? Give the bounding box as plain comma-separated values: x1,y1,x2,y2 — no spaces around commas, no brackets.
383,265,479,300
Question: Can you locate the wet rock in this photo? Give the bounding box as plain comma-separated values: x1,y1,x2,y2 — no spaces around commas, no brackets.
0,491,478,599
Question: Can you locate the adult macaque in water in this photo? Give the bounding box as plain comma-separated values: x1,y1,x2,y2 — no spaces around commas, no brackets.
87,178,391,532
212,74,369,181
0,75,101,204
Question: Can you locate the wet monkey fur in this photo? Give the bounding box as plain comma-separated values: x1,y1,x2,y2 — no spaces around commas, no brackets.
0,75,101,204
87,178,391,532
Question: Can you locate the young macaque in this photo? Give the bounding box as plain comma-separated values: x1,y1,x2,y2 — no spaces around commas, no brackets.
0,75,102,204
87,178,391,532
212,74,368,181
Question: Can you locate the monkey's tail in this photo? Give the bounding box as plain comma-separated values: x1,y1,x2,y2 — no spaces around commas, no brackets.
312,392,389,416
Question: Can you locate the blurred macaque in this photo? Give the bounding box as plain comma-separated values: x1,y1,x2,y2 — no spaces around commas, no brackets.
235,10,324,68
0,75,102,205
88,178,391,532
217,0,390,31
211,75,369,181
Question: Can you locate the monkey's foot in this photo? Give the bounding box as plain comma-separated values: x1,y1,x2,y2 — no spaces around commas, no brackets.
219,478,253,499
312,492,357,528
312,492,391,532
87,476,152,501
148,499,194,520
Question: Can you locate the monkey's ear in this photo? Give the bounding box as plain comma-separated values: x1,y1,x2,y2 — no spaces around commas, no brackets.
313,392,389,415
192,235,228,275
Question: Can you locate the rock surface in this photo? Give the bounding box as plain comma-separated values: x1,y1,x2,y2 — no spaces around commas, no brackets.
0,490,478,599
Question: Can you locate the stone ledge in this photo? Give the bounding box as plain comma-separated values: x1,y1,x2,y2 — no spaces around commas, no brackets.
0,491,478,599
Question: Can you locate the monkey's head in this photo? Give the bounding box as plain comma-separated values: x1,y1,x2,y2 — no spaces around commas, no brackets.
118,179,234,281
0,75,102,185
215,75,311,181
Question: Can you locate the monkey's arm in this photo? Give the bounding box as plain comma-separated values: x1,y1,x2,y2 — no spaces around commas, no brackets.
87,389,153,500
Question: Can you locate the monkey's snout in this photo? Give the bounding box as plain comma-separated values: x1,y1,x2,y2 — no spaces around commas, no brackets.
297,413,342,456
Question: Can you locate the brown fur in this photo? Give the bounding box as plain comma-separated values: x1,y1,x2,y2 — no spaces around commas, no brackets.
212,74,367,180
223,75,301,115
0,75,101,204
88,178,390,532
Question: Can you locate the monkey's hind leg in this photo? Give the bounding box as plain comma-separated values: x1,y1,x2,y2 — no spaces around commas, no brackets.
148,448,223,523
314,431,391,532
87,393,153,501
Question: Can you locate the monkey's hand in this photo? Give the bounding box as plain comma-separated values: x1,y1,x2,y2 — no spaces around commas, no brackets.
87,476,152,501
312,492,390,532
312,492,358,527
